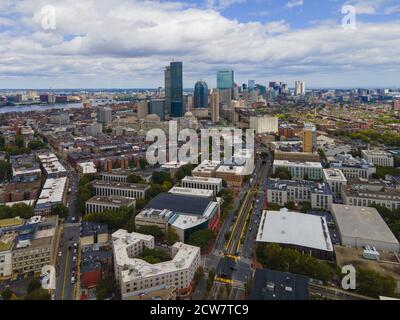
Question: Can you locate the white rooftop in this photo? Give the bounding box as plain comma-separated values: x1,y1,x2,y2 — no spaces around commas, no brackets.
182,176,222,184
37,153,67,175
36,177,67,206
78,161,97,174
323,168,347,182
112,230,200,282
331,204,400,247
273,160,323,169
192,160,220,173
169,187,213,198
256,208,333,252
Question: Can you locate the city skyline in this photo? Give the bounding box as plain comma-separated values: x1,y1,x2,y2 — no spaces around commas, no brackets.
1,0,400,88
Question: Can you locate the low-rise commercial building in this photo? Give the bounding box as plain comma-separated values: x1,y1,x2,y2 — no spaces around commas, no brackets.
331,204,400,252
272,160,323,180
92,180,150,199
112,229,200,299
85,196,136,214
256,208,333,260
101,169,133,183
361,149,394,167
181,176,223,195
192,160,220,178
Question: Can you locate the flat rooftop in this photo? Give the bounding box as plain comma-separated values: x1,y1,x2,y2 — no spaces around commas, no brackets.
331,204,400,246
145,193,212,216
169,187,213,198
182,176,222,184
273,160,322,169
268,178,332,195
86,196,136,206
92,180,150,191
250,269,309,300
256,208,333,252
192,160,220,173
0,217,25,228
323,168,347,182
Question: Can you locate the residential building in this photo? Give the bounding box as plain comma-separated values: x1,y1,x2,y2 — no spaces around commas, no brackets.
302,123,317,153
327,154,376,179
267,178,333,212
112,229,200,299
249,116,279,134
361,149,394,167
272,160,323,180
34,177,68,216
322,168,347,200
97,107,112,124
211,90,220,123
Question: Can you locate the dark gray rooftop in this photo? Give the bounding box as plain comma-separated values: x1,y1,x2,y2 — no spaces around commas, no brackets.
250,269,309,300
145,193,212,215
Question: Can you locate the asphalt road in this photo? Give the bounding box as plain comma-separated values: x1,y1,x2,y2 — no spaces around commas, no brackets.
54,164,81,300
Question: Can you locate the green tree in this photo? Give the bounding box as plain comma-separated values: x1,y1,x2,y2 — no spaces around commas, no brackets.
174,164,194,181
187,229,215,251
83,206,134,230
139,248,171,264
194,266,204,284
137,225,164,241
146,184,163,199
15,135,25,148
96,277,116,300
0,160,12,181
28,140,47,150
273,167,292,180
25,288,51,300
127,174,143,184
161,180,173,192
151,172,172,185
52,204,69,219
1,288,13,300
27,279,42,294
165,228,179,245
356,269,396,298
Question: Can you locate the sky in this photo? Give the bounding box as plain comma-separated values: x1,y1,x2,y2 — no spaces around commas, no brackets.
0,0,400,89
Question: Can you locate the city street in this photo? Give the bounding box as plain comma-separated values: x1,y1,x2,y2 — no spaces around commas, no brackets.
54,165,81,300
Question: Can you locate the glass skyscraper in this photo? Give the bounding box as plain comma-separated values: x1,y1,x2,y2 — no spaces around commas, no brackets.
217,70,234,91
165,61,183,117
194,80,208,108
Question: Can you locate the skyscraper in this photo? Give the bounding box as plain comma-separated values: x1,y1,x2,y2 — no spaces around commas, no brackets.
302,123,317,153
211,90,220,123
217,70,234,91
194,81,208,109
165,61,183,117
248,80,255,91
295,81,306,96
97,107,112,124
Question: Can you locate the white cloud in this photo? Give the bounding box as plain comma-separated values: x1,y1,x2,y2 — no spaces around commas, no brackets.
0,0,399,88
285,0,304,9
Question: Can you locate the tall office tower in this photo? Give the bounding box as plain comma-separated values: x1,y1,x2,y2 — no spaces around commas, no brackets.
164,66,171,114
166,61,183,117
302,123,317,153
136,101,149,120
217,70,234,92
218,88,232,105
248,80,255,91
211,90,220,123
295,81,306,96
97,107,112,124
149,99,166,121
194,81,208,109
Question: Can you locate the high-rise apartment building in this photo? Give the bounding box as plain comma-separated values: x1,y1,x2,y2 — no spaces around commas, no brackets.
165,61,183,117
211,90,220,123
97,107,112,124
302,123,317,153
194,81,208,109
295,81,306,96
